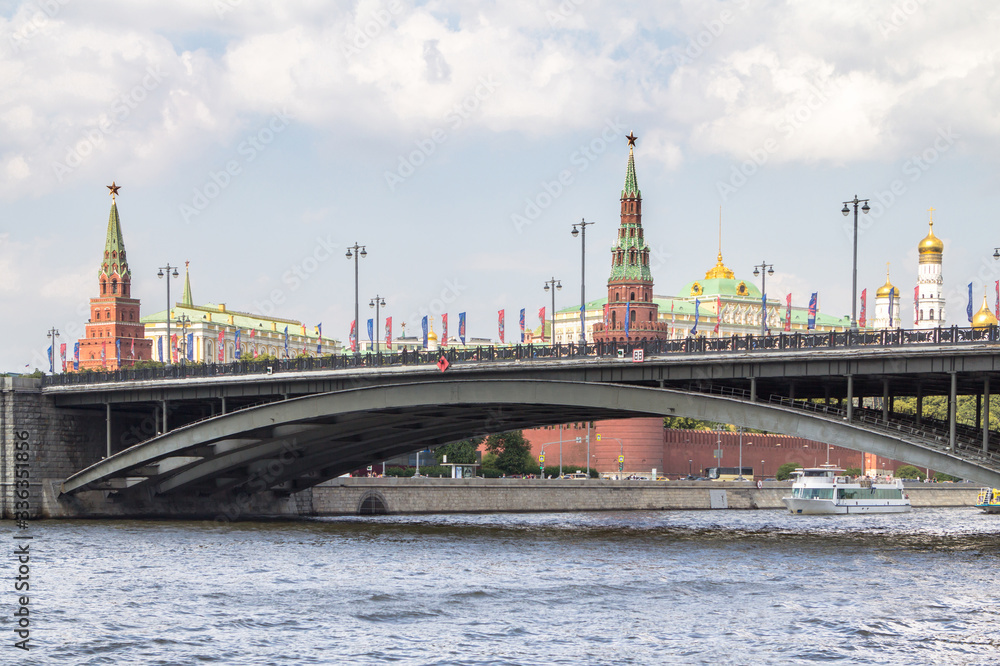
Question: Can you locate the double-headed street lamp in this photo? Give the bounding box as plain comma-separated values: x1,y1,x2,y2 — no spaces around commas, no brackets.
345,243,367,355
176,314,191,364
47,327,60,373
157,264,179,363
571,218,594,347
842,195,871,333
543,277,561,344
369,295,386,353
752,261,774,336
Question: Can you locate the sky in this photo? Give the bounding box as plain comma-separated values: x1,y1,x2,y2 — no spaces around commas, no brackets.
2,0,1000,372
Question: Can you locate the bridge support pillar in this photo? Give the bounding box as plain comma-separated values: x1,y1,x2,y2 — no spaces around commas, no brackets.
750,377,756,402
162,400,169,433
105,403,111,459
949,372,957,451
846,375,853,421
882,379,889,424
984,377,991,454
221,396,227,415
916,387,923,425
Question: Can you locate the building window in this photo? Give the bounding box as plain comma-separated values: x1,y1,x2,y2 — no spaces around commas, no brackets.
112,279,117,294
95,311,100,320
929,309,934,320
920,310,924,320
630,292,635,301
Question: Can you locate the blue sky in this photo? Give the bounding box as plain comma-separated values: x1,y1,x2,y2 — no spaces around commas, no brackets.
3,0,1000,371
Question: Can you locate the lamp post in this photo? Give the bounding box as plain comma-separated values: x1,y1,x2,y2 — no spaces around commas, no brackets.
543,277,562,345
571,218,594,348
752,261,774,336
157,264,179,363
47,327,60,373
842,195,871,333
688,459,693,477
762,459,766,479
369,295,386,353
176,314,191,364
345,243,367,355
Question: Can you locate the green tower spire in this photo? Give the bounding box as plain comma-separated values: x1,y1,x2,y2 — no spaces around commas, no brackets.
621,144,640,199
99,185,130,281
181,261,193,306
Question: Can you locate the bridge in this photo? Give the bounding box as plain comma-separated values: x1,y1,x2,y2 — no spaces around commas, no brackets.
38,328,1000,504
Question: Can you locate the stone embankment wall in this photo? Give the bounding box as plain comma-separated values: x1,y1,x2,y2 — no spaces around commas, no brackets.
312,478,981,515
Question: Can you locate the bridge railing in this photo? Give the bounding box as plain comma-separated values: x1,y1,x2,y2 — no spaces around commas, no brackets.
42,324,1000,387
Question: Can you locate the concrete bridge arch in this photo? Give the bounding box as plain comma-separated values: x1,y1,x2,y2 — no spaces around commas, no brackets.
61,379,1000,498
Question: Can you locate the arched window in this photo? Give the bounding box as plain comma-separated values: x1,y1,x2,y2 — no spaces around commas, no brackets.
630,292,635,301
919,309,924,320
111,279,117,294
95,311,100,320
101,281,106,295
611,311,617,328
929,309,935,320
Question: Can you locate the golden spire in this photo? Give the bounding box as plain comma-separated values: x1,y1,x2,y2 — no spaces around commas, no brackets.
973,287,999,328
876,263,897,298
705,207,734,280
918,207,944,256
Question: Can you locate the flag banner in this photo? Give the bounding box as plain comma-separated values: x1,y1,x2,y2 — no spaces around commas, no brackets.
625,301,631,338
996,281,999,319
784,293,792,332
690,299,700,335
283,326,289,357
187,333,194,361
422,315,429,348
250,328,257,357
498,309,505,343
442,313,448,346
762,292,768,334
157,337,163,362
519,308,525,343
888,287,896,327
317,323,322,354
218,330,224,361
385,316,392,349
101,341,106,366
807,292,818,330
459,312,466,344
670,300,675,338
60,343,66,367
968,282,973,323
235,328,242,359
860,288,867,328
73,342,79,371
602,303,608,330
538,306,545,325
130,336,134,359
349,320,357,352
47,345,52,373
171,335,177,363
715,297,722,334
116,339,121,365
366,318,373,347
914,285,919,324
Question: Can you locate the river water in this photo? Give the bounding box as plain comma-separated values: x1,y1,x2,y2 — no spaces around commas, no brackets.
4,508,999,665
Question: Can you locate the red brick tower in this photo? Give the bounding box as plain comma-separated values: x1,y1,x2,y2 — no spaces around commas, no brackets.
592,133,669,343
76,183,152,370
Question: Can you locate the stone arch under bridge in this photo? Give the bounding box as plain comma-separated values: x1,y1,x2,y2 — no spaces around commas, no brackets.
61,379,1000,498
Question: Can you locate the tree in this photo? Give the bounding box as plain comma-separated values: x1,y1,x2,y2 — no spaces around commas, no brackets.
484,431,532,475
433,437,482,465
776,462,802,481
895,465,925,480
934,471,962,482
843,467,862,477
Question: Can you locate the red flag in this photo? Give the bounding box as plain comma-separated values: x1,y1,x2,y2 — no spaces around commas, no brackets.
172,334,178,363
349,320,357,352
859,289,867,328
914,285,919,324
250,328,257,357
217,330,224,361
995,281,998,319
437,355,450,372
784,293,792,332
442,313,448,346
385,316,392,350
129,337,134,358
714,297,721,334
498,309,505,343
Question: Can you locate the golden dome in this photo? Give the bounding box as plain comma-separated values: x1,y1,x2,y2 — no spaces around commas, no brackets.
875,269,897,299
972,293,998,329
704,251,735,280
427,317,438,341
918,213,944,255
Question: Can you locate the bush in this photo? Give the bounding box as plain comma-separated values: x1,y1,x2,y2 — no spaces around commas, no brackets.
384,466,414,477
895,465,925,481
776,462,802,481
843,467,862,478
934,472,961,482
481,467,503,478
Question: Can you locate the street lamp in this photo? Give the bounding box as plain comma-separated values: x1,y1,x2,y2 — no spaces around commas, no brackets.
752,261,774,336
543,277,562,344
47,327,60,373
369,295,386,353
345,243,367,355
993,248,1000,260
157,264,179,363
176,314,191,364
571,218,594,348
842,195,871,333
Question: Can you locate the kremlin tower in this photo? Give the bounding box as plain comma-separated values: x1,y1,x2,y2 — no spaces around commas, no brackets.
872,265,901,330
914,208,945,328
591,133,669,344
75,183,153,370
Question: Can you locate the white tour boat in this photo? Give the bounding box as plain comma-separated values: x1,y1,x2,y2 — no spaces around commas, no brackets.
782,466,911,515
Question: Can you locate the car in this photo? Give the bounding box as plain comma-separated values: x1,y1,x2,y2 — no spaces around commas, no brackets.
561,473,589,479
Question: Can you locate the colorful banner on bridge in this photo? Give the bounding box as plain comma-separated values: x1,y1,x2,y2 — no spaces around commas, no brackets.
349,320,357,352
459,312,466,345
519,308,525,342
422,315,428,349
784,294,791,332
807,292,818,330
690,299,699,335
235,328,241,359
385,317,392,349
60,343,66,372
157,336,163,362
624,301,630,338
46,345,52,373
888,287,895,328
968,282,973,323
996,281,999,319
498,309,505,343
316,323,322,354
73,342,79,371
914,286,919,324
101,341,106,367
859,289,867,328
284,326,289,358
367,318,373,347
116,339,121,365
187,333,194,361
714,297,722,334
442,313,448,346
217,330,224,361
250,328,257,357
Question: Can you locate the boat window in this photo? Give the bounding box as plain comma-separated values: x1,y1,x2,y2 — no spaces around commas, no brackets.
792,488,834,499
838,488,903,500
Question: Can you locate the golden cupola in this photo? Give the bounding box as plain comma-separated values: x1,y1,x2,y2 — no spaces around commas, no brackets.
918,210,944,261
876,267,897,299
704,251,735,280
972,292,998,329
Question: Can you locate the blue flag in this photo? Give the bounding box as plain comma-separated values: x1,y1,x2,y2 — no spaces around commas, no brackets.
73,342,80,371
157,336,163,362
807,292,818,330
367,318,374,345
968,282,974,323
762,292,768,334
888,287,895,327
187,333,194,361
235,328,241,359
519,308,525,342
625,301,631,338
691,299,700,335
317,323,322,354
115,339,121,365
283,326,289,357
422,316,429,348
459,312,466,344
47,345,52,373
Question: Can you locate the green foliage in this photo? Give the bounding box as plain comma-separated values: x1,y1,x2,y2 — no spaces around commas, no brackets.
843,467,862,478
433,438,482,465
663,416,714,430
384,466,413,477
27,369,44,378
481,452,498,469
414,465,449,477
895,464,926,480
480,467,503,478
934,471,962,482
129,360,165,369
484,431,533,475
776,462,802,481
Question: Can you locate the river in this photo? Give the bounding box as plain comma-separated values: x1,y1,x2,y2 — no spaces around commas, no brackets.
4,508,999,664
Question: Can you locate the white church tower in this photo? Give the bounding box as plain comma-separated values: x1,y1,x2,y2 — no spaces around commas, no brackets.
914,208,945,328
873,265,901,330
